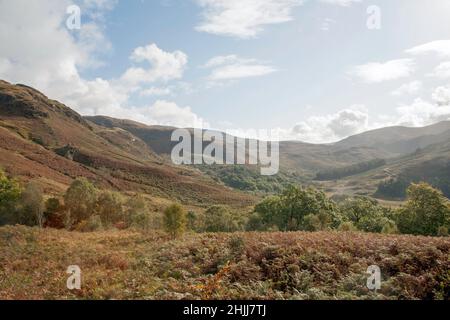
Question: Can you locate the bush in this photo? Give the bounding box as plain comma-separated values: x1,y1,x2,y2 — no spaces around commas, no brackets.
0,170,21,225
202,205,239,232
96,191,124,226
76,215,103,232
339,221,357,231
163,204,187,238
437,226,448,237
124,194,155,231
44,198,64,229
64,178,97,228
18,181,45,227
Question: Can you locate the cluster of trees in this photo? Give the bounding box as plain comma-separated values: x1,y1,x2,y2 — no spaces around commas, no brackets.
1,169,448,237
200,165,301,193
376,161,450,200
248,183,449,236
315,159,386,181
0,172,155,231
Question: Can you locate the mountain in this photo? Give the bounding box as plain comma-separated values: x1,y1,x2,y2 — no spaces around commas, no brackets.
1,80,449,203
0,80,255,208
335,122,450,155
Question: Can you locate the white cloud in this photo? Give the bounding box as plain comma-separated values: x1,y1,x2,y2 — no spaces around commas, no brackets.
391,80,422,96
319,0,361,7
195,0,302,38
430,61,450,79
395,98,450,126
0,1,209,129
146,100,209,128
121,43,188,85
349,59,415,83
139,87,172,97
432,85,450,106
204,55,277,81
406,40,450,58
290,106,369,143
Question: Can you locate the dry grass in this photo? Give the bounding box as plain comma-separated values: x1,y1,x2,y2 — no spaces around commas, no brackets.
0,226,448,300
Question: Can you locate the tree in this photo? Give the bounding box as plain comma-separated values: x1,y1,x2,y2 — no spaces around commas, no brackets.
202,205,238,232
0,169,22,225
125,194,151,230
253,185,340,231
340,197,395,233
397,183,450,236
96,190,124,226
64,178,97,228
20,181,45,227
163,204,187,238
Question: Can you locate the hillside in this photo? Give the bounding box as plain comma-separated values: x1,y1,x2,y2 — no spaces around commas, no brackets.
86,114,450,199
2,80,449,202
0,226,448,300
0,80,255,208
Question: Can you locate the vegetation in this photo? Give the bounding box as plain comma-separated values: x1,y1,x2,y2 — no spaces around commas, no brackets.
163,204,187,238
0,226,448,300
198,165,303,193
0,171,21,225
315,159,386,181
249,185,341,231
396,183,450,236
375,160,450,200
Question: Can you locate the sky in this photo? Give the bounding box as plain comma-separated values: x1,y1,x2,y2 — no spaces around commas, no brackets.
1,0,450,143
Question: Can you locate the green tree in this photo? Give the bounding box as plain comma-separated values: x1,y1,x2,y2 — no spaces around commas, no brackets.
125,194,151,230
96,190,124,226
0,170,22,225
163,204,187,238
64,178,97,228
253,185,340,231
19,181,45,227
397,183,450,236
340,197,395,233
203,205,239,232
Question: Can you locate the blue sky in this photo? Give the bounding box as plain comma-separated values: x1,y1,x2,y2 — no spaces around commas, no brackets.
1,0,450,142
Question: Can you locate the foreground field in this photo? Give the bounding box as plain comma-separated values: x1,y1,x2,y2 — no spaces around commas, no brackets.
0,226,449,300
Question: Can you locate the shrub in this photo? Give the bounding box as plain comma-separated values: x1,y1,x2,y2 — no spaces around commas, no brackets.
124,194,153,230
0,169,21,225
339,221,357,232
44,198,65,229
18,181,45,227
64,178,97,228
96,191,124,226
437,226,448,237
203,205,239,232
163,204,187,238
76,215,103,232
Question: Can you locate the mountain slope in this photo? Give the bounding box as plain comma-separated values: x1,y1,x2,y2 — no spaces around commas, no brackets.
0,81,255,207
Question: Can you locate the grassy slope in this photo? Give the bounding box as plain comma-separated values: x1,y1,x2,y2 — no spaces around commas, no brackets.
1,226,448,300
